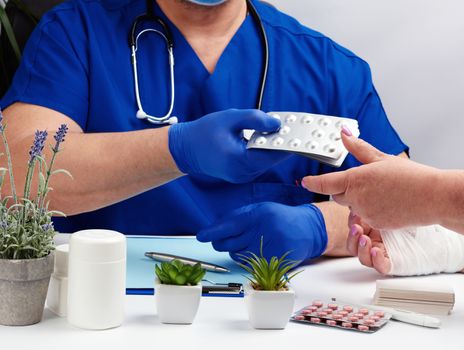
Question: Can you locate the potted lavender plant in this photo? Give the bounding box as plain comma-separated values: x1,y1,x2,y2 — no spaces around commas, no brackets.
0,110,70,326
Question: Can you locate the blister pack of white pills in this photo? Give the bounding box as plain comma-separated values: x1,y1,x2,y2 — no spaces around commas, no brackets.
247,112,360,167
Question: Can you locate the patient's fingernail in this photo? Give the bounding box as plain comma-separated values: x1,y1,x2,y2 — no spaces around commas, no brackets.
350,226,358,236
359,236,367,247
371,249,377,258
301,180,308,190
342,126,352,137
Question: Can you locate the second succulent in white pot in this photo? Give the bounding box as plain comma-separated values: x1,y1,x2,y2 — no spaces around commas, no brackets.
244,284,295,329
154,259,206,324
239,239,301,330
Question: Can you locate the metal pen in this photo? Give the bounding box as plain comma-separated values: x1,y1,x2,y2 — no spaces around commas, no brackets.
144,252,230,273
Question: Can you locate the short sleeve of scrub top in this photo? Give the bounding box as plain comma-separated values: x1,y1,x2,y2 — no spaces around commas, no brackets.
324,42,408,170
1,8,89,128
0,0,409,235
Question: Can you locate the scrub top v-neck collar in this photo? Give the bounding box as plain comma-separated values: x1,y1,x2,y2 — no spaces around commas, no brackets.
152,2,254,80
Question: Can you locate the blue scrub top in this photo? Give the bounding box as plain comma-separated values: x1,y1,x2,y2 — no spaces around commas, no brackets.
1,0,408,235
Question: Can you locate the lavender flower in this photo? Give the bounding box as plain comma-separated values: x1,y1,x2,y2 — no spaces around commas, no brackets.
42,223,54,231
29,130,48,164
53,124,68,152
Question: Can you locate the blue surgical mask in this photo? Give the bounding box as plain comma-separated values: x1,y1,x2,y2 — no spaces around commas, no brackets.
186,0,228,6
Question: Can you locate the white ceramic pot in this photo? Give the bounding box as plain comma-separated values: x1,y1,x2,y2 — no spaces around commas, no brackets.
244,284,295,329
155,278,202,324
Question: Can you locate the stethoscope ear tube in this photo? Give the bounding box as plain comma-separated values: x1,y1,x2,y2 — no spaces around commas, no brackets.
246,0,269,111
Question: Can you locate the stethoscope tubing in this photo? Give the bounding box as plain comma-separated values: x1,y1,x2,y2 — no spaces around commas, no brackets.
130,0,268,125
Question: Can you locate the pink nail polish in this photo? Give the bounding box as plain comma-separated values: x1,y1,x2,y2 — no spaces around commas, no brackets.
359,236,367,247
371,249,377,258
342,126,352,137
350,226,357,236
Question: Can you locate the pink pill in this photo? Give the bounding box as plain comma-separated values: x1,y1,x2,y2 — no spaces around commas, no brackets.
328,303,338,310
342,322,353,328
348,316,359,322
323,308,333,314
332,314,343,321
339,310,349,317
358,325,370,332
295,315,305,321
354,313,364,319
317,311,328,317
312,300,324,307
363,319,375,326
343,305,354,312
310,317,321,324
326,320,337,326
308,306,318,312
370,316,380,322
301,310,313,315
374,311,385,318
359,308,370,315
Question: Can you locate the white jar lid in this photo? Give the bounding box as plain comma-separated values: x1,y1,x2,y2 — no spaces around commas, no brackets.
54,244,69,276
69,230,126,263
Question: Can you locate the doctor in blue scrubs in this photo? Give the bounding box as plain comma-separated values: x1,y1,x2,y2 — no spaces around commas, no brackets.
0,0,408,263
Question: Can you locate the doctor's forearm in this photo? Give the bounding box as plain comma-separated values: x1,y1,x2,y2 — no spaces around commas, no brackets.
437,170,464,234
313,201,351,257
48,130,182,215
2,103,183,215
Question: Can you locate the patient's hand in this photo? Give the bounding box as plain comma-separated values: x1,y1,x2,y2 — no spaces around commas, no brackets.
349,214,464,276
301,130,440,231
348,214,391,275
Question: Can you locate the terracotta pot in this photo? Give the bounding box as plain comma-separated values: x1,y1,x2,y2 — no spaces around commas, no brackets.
0,253,54,326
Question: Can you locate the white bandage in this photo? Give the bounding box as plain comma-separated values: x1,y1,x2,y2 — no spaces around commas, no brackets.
381,225,464,276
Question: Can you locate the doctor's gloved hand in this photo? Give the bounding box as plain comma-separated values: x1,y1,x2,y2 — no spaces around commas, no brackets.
196,202,328,264
168,109,290,183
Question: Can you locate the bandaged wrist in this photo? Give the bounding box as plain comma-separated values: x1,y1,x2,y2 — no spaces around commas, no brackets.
381,225,464,276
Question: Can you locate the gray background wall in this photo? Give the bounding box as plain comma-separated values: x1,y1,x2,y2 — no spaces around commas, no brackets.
268,0,464,169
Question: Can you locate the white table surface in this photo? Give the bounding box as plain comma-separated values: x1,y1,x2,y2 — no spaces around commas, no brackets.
1,241,463,350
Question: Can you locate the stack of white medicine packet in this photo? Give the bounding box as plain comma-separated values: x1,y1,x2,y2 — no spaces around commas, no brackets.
373,279,455,316
247,112,360,167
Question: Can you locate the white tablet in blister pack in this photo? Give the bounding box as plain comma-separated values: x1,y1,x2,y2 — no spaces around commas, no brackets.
247,112,360,167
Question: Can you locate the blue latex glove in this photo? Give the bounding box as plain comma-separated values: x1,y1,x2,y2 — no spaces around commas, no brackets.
168,109,290,183
196,202,328,264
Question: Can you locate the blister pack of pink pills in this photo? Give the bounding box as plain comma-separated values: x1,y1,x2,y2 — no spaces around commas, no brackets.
247,112,360,167
292,300,392,333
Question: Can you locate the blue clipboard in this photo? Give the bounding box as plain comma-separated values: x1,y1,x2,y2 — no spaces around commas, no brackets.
126,236,248,297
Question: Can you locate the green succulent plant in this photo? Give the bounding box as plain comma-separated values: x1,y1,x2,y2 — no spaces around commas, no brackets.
155,259,206,286
237,237,302,291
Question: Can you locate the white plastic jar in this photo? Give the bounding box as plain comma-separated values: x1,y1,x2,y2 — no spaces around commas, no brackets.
67,230,126,330
47,244,69,317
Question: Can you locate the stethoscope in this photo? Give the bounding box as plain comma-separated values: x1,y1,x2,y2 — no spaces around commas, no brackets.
130,0,269,125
